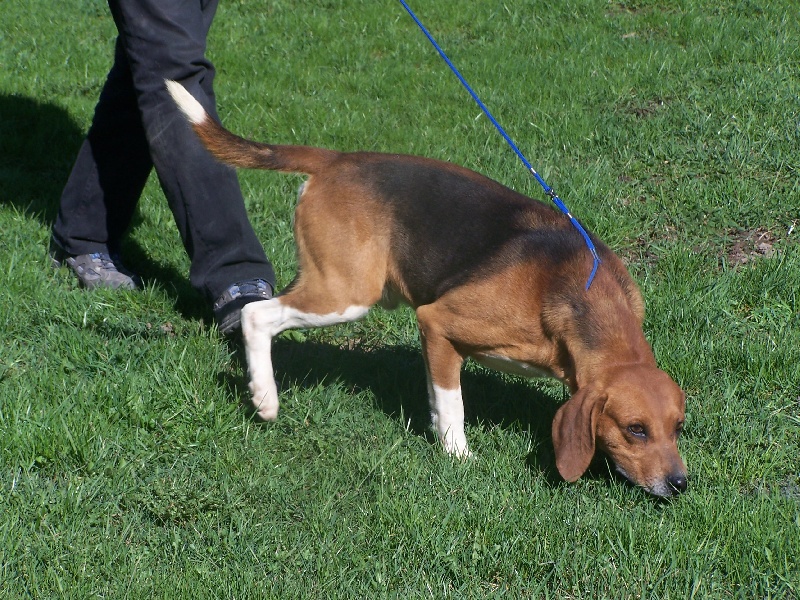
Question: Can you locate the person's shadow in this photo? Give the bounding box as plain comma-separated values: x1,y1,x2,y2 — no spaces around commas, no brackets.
0,93,207,321
0,94,83,223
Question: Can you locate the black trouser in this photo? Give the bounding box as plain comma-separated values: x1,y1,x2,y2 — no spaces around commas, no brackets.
52,0,275,300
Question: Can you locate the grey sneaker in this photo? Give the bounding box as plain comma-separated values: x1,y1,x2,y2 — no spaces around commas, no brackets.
213,278,273,336
50,240,141,290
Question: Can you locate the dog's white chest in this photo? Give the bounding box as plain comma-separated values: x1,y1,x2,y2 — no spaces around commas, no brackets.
473,353,554,379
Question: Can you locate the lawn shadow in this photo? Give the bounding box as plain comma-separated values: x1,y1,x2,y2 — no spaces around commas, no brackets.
0,93,207,322
227,337,585,485
0,94,84,223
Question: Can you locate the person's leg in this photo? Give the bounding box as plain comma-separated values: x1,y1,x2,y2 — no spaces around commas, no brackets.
109,0,275,302
52,37,152,258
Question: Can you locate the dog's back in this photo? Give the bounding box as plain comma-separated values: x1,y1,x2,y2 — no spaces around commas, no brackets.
169,78,643,331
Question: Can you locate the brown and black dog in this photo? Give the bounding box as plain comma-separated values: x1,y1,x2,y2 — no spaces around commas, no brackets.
167,81,688,497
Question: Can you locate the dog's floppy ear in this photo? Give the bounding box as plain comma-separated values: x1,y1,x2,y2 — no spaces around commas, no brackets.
551,387,608,482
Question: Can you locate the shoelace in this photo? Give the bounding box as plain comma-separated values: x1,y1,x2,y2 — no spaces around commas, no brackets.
88,253,120,272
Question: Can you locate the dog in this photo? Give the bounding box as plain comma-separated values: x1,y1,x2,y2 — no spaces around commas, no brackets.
167,81,688,497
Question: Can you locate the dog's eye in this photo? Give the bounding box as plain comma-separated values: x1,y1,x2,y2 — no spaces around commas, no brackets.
627,424,646,438
676,422,684,437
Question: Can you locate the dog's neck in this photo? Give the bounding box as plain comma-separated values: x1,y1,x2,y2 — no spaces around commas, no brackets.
562,309,656,392
574,342,656,392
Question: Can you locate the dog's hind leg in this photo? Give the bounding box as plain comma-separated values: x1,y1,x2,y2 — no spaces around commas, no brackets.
241,179,389,420
416,304,471,458
241,297,370,420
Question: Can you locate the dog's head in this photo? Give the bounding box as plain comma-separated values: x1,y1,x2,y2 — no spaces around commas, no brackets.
551,365,687,497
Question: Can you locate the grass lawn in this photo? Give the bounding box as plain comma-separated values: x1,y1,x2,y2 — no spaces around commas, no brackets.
1,0,798,597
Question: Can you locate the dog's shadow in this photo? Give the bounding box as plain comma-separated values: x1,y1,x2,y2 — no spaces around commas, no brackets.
225,336,605,485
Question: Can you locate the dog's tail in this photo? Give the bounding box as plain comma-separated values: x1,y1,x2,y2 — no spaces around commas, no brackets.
165,80,336,174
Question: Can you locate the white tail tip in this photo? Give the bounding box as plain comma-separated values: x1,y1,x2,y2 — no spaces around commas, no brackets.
165,80,207,125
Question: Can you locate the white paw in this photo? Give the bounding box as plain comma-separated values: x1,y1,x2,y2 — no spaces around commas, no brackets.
441,435,472,459
249,385,279,421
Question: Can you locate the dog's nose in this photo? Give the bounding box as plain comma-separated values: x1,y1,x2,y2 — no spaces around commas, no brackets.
667,473,688,494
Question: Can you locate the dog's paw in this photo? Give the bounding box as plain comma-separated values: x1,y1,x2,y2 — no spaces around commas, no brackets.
249,389,279,421
453,447,474,460
441,437,473,460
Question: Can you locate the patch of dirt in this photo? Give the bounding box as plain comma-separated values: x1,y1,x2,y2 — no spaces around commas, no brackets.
618,224,793,271
725,227,778,266
626,97,667,118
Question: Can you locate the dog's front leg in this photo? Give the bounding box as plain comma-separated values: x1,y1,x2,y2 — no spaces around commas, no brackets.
417,305,471,458
426,380,472,458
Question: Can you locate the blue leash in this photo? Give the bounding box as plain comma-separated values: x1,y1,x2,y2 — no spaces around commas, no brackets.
397,0,600,289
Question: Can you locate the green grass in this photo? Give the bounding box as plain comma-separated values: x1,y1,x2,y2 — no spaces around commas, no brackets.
1,0,798,597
